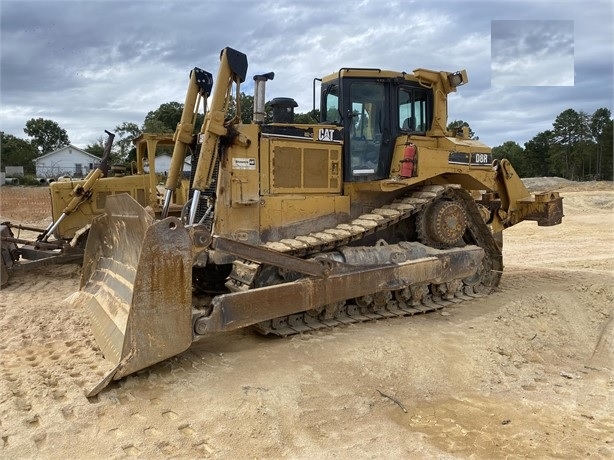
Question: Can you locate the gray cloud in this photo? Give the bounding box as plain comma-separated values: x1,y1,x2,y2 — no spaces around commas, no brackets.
491,20,574,86
1,0,612,150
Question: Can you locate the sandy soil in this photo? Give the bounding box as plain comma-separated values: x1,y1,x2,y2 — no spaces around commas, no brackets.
0,181,613,459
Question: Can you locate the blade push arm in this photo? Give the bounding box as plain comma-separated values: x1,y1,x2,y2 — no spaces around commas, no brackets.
161,67,213,218
188,47,248,225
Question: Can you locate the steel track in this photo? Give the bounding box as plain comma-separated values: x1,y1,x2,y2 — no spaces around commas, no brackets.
226,184,503,336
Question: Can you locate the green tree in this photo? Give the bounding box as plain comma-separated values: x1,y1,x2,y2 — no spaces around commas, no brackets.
142,102,186,161
600,119,613,180
114,121,142,162
576,110,594,179
226,92,256,124
143,101,206,135
142,118,171,133
239,92,254,124
492,141,527,175
23,118,70,154
84,132,124,165
294,110,320,124
590,107,612,180
0,132,39,174
143,101,183,133
83,137,105,157
551,108,587,179
447,120,476,139
523,131,553,177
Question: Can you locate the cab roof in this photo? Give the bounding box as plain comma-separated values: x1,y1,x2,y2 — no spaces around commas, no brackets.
320,68,419,84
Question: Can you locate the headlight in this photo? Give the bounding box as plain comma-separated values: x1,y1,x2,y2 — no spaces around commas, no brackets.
448,71,466,88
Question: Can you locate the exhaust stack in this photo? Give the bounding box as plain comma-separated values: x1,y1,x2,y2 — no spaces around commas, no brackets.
252,72,275,123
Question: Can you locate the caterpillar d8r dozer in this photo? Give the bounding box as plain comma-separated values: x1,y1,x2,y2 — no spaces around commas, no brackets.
76,47,564,396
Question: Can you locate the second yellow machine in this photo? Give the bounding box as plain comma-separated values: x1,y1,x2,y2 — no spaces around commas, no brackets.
77,47,563,395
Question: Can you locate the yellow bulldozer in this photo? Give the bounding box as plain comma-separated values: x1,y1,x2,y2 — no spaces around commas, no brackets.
76,47,564,396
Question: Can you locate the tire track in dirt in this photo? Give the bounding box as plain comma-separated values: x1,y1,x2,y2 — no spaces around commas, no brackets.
0,185,612,458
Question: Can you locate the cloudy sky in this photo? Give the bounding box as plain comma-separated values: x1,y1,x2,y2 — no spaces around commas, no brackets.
1,0,612,150
491,20,575,86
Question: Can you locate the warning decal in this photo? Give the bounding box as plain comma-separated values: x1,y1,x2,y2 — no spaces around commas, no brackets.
232,158,257,170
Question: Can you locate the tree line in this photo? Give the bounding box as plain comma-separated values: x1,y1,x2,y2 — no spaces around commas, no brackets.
2,99,612,181
1,118,71,175
0,93,317,175
491,108,612,181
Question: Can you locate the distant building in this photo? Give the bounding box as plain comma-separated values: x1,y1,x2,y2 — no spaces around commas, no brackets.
34,145,101,178
4,166,24,176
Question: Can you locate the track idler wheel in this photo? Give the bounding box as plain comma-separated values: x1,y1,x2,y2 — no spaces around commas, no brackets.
418,199,468,247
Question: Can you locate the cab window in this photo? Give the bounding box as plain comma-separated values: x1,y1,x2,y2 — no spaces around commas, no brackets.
399,87,428,132
322,84,340,124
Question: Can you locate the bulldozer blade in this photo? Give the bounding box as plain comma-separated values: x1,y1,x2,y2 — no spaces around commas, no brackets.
76,194,194,396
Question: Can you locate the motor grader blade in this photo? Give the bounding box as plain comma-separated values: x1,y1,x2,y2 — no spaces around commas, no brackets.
75,194,197,396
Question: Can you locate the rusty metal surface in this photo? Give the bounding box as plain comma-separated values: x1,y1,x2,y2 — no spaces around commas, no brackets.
537,195,564,226
194,245,483,334
78,194,194,395
516,193,564,227
213,236,334,277
1,225,17,287
2,223,48,233
1,236,66,251
1,224,83,287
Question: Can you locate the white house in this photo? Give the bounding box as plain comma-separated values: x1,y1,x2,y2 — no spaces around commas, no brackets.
34,145,101,178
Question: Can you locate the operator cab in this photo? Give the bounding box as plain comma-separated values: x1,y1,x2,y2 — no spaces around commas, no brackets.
320,69,433,182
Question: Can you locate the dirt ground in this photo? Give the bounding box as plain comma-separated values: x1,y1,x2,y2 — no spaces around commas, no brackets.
0,180,613,459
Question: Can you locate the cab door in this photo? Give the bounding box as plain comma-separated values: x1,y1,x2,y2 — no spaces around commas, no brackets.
342,80,393,182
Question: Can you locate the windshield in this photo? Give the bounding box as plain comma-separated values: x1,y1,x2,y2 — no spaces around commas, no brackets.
399,87,429,132
322,84,341,124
